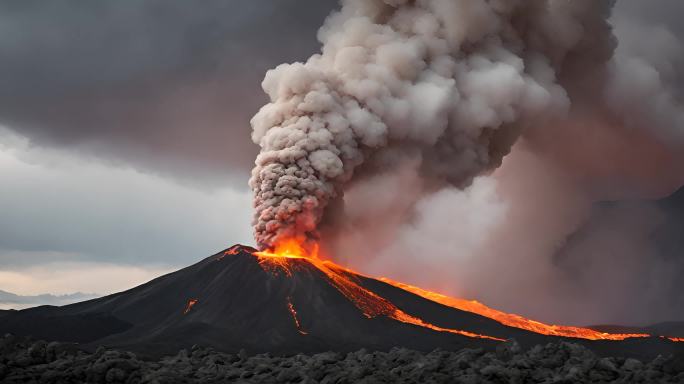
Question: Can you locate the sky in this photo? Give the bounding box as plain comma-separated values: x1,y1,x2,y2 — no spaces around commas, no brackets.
0,0,336,296
1,0,683,324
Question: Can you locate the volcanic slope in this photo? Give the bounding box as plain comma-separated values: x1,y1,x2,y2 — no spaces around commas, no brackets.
0,245,680,358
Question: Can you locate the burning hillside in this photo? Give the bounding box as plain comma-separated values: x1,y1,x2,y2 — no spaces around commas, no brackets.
254,240,503,341
0,244,681,360
376,279,649,341
249,240,676,344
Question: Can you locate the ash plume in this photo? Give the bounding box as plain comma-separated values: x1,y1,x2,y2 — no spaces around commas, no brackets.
250,0,684,324
249,0,607,248
324,1,684,325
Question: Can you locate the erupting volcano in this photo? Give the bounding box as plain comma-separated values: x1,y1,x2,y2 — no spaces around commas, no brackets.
3,0,684,382
251,240,663,343
255,240,503,341
0,244,682,359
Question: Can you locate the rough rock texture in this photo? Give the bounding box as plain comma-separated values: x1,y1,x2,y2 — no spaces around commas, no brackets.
2,335,682,384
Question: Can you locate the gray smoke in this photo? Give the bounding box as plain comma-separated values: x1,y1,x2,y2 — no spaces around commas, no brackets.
250,0,684,325
249,0,614,248
306,0,684,325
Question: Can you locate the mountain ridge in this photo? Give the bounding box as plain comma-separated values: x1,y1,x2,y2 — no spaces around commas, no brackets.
0,290,99,307
0,245,681,359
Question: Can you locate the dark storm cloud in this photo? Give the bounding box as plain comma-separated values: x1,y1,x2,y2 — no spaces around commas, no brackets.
0,0,338,184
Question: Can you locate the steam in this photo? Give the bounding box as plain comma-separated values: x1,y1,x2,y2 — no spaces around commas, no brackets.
249,0,599,248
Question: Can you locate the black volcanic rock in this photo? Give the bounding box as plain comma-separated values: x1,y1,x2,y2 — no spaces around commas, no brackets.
0,245,682,360
0,335,682,384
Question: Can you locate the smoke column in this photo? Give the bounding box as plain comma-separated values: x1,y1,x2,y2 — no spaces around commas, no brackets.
248,0,608,248
249,0,684,324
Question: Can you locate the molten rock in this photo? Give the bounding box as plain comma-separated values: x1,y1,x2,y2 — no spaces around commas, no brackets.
0,245,681,360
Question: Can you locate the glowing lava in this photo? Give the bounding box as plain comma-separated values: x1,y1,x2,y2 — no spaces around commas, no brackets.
377,279,650,341
255,239,503,341
287,297,307,335
183,299,198,315
251,239,661,342
663,337,684,343
215,246,241,261
254,237,316,276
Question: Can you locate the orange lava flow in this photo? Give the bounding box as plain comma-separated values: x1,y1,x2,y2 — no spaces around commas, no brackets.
183,299,198,315
378,279,650,341
255,238,313,276
287,297,307,335
664,337,684,343
255,239,503,342
215,246,242,261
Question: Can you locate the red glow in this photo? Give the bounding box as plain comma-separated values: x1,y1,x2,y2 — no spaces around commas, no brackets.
287,297,307,335
378,279,650,341
256,239,503,341
215,245,242,261
252,238,661,342
183,299,198,315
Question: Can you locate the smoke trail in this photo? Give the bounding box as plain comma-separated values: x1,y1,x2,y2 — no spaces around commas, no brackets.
248,0,613,248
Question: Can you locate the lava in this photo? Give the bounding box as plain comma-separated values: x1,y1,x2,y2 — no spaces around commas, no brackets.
256,240,503,341
215,246,242,261
663,337,684,343
378,279,650,341
256,237,319,259
287,297,307,335
183,299,198,315
251,239,661,342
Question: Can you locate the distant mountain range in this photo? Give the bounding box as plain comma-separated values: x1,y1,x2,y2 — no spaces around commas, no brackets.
0,290,99,309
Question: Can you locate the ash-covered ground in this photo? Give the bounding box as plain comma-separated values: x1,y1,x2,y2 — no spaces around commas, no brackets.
2,334,683,384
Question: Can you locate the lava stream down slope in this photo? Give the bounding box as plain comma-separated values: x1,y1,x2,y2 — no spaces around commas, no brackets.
0,244,681,359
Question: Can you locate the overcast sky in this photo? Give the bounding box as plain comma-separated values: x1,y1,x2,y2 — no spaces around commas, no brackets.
0,0,337,296
1,0,683,310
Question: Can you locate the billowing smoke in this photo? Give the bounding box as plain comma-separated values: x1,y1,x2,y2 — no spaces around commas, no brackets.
250,0,684,325
248,0,607,248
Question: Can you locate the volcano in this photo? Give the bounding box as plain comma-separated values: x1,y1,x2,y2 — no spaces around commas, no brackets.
0,245,682,359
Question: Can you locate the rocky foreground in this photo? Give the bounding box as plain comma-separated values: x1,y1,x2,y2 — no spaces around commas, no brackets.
1,334,683,384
